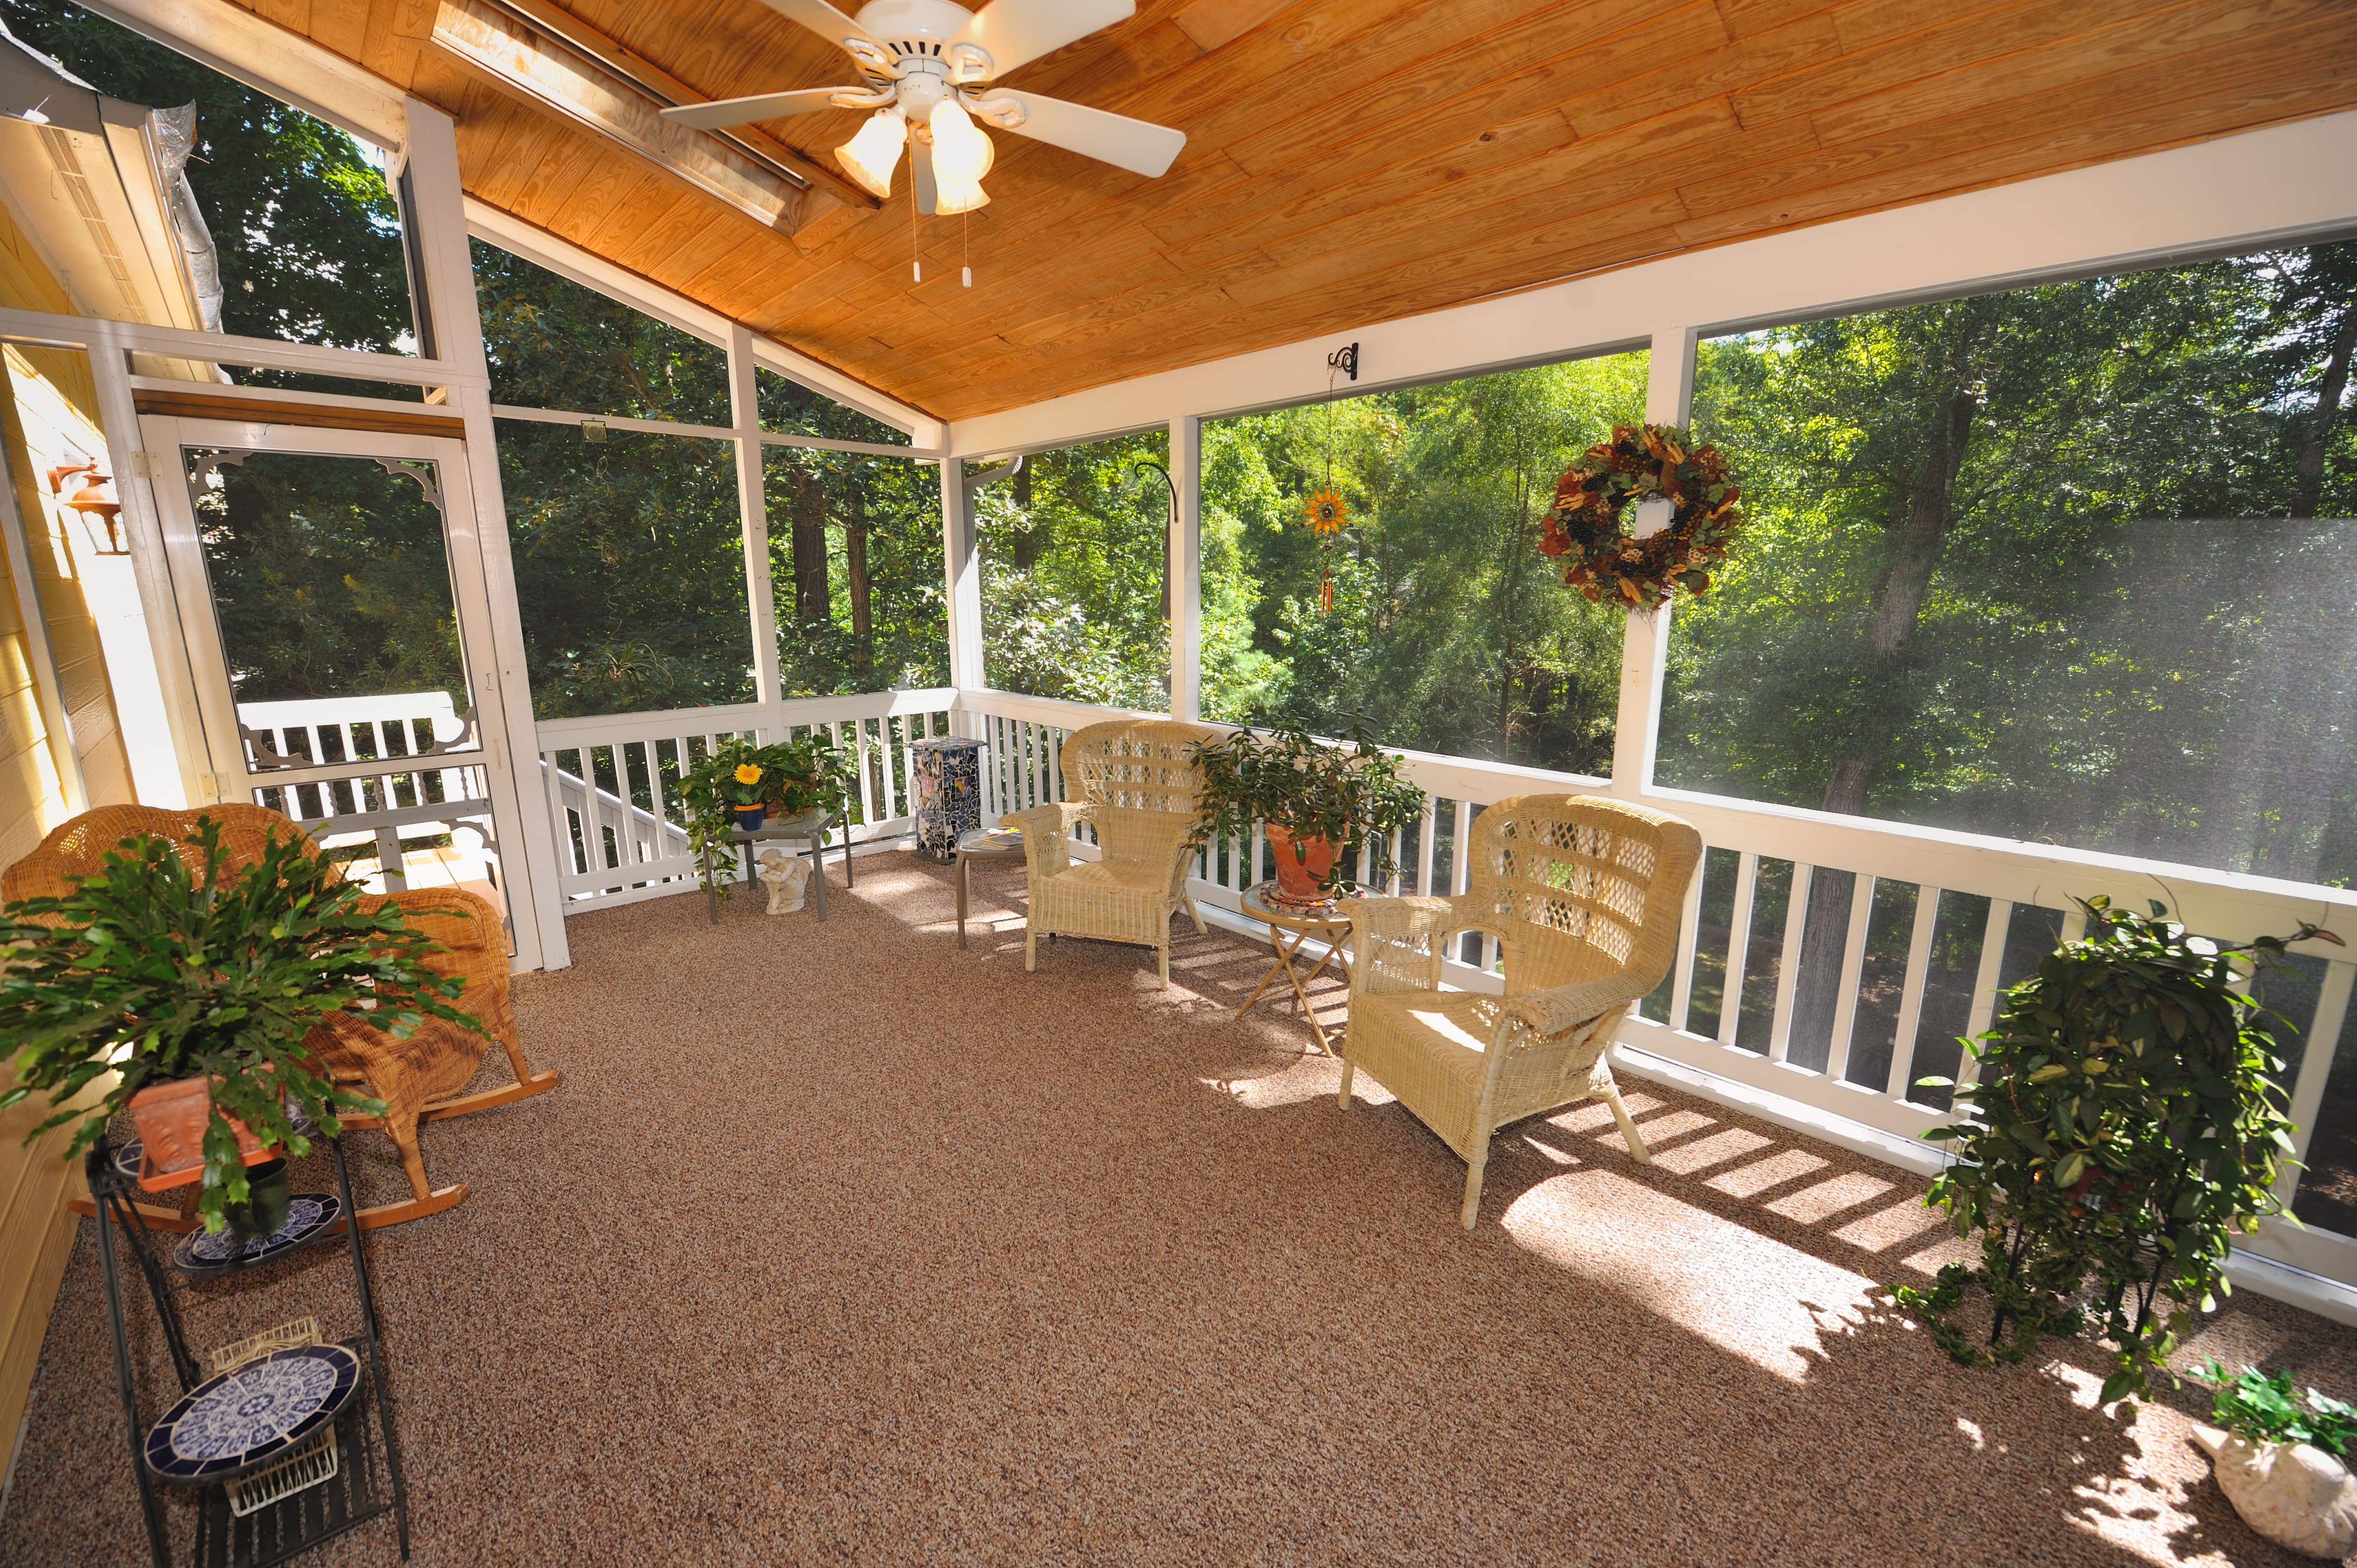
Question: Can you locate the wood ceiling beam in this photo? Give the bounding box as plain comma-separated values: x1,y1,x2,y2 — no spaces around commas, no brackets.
477,0,881,218
430,0,813,233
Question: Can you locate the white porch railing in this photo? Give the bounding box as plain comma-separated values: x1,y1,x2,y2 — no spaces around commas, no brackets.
531,688,958,910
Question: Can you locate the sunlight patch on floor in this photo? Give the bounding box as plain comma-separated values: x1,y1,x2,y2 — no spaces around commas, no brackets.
1505,1168,1876,1383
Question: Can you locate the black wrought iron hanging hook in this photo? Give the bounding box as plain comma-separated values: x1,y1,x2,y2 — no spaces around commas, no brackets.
1327,341,1360,383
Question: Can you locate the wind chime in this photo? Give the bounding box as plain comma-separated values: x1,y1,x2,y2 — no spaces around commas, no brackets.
1300,342,1359,615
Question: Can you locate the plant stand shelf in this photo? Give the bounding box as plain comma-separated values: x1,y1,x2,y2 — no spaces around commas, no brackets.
700,806,850,924
86,1133,412,1568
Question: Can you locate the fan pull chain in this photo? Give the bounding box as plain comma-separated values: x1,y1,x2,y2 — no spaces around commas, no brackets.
910,176,921,283
962,211,972,288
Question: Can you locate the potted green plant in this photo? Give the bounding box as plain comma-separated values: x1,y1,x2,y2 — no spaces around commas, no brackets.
0,818,483,1234
680,733,857,899
2193,1362,2357,1558
1895,895,2340,1405
1188,725,1427,906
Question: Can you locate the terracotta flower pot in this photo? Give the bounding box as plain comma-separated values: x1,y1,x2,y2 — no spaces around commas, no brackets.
128,1074,270,1188
1265,825,1337,905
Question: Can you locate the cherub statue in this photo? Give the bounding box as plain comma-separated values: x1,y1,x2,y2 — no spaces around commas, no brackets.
756,848,811,914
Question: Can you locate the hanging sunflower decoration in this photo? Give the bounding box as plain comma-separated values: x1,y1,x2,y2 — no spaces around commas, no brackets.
1303,488,1347,533
1537,422,1743,612
1299,486,1351,613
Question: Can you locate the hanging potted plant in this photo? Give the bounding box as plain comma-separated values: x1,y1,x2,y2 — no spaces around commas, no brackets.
1895,895,2341,1405
681,733,857,900
2191,1361,2357,1558
1188,725,1426,908
0,818,483,1235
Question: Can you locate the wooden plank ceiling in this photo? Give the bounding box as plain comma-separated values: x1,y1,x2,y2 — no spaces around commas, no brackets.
268,0,2355,420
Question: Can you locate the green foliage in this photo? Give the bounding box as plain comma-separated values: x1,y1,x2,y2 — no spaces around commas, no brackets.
676,734,856,896
0,820,484,1231
4,2,413,359
197,452,465,708
2200,1361,2357,1456
1200,354,1646,774
1188,726,1427,895
976,432,1174,709
1663,245,2357,887
1893,896,2334,1404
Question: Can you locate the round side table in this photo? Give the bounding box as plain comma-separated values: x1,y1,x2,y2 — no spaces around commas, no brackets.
1238,881,1353,1054
954,826,1025,949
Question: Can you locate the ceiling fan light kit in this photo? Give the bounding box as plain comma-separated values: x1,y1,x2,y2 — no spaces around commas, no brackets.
838,108,907,198
661,0,1186,222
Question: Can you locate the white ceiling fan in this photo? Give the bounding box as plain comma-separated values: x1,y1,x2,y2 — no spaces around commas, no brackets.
660,0,1186,215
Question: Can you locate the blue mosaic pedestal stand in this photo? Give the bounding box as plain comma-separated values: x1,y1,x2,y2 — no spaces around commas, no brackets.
911,737,982,863
87,1132,410,1568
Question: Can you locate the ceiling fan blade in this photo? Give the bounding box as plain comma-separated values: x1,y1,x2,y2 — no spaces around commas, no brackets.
913,138,938,216
758,0,886,56
660,88,864,130
982,92,1184,178
950,0,1134,76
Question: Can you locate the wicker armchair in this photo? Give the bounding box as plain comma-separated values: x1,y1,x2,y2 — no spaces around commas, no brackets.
4,803,558,1228
1340,794,1701,1230
1007,719,1219,989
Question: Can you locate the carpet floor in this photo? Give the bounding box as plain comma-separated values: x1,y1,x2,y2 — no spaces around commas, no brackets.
6,850,2356,1567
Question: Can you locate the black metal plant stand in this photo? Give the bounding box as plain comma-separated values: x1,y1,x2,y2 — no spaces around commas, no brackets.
86,1133,411,1568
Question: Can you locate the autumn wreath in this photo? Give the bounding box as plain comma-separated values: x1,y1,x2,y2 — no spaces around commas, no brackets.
1537,422,1743,610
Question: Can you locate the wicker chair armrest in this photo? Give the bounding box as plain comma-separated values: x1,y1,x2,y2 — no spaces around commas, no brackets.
1500,973,1651,1041
1008,803,1088,879
1349,895,1466,996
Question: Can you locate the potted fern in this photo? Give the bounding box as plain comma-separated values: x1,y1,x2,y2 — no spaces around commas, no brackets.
1188,725,1426,907
1,818,482,1234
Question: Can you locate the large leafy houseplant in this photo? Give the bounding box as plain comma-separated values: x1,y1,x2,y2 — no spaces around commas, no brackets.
1895,895,2338,1404
681,733,857,896
1188,725,1427,899
1,819,483,1231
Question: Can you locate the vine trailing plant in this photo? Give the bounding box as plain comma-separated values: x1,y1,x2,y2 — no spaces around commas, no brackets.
1188,724,1427,897
2200,1361,2357,1456
1893,895,2341,1405
680,733,857,898
0,820,482,1232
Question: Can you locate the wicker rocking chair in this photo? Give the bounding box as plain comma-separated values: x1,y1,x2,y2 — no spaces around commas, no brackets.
1340,794,1701,1229
6,803,559,1229
1007,719,1220,989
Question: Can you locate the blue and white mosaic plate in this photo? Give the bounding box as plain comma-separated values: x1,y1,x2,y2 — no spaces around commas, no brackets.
172,1195,343,1274
144,1343,359,1482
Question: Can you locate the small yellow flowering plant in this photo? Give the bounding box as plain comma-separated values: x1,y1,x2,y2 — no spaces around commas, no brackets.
680,734,857,899
729,761,766,808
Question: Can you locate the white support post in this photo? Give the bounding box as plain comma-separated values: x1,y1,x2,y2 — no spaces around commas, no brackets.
1169,415,1202,721
1610,323,1697,799
728,324,782,710
399,99,567,972
940,455,984,731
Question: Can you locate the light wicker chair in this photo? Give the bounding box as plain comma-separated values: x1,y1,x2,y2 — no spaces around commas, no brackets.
1006,719,1220,989
4,803,558,1228
1340,794,1701,1229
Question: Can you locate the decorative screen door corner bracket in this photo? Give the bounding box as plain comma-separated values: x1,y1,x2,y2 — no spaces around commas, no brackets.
1327,342,1358,383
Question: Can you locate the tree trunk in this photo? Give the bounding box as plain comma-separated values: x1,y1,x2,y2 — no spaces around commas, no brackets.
1795,379,1980,1066
1011,459,1042,572
846,484,873,675
789,467,830,625
2292,298,2356,520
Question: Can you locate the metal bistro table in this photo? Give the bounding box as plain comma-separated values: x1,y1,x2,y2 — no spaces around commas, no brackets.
702,805,852,923
1237,880,1355,1055
953,824,1026,949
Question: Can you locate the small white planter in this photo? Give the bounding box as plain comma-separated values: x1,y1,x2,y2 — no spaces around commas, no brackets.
2193,1425,2357,1559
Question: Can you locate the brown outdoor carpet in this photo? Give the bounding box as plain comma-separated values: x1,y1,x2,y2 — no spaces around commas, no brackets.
6,850,2357,1567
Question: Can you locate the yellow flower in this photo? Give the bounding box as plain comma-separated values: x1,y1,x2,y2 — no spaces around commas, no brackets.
733,762,763,785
